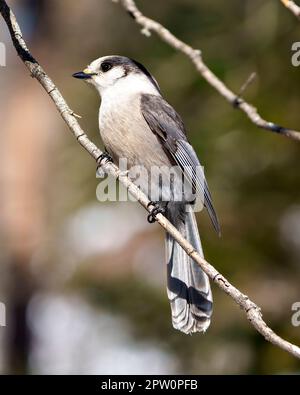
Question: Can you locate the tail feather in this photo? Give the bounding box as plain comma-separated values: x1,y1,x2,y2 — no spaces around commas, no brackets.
165,205,212,334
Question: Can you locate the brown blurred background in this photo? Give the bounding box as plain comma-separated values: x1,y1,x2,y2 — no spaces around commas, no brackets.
0,0,300,374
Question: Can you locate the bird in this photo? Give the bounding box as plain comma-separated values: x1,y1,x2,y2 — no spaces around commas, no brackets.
73,55,220,334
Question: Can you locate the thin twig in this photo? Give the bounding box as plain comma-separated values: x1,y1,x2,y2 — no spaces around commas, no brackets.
1,0,300,359
238,72,257,98
115,0,300,142
280,0,300,20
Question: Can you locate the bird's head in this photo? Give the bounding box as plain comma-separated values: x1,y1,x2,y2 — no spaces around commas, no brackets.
72,55,160,96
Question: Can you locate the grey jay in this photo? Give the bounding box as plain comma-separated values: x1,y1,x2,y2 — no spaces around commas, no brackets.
73,56,220,334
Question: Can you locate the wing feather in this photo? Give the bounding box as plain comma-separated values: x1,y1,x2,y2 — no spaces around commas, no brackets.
141,94,220,235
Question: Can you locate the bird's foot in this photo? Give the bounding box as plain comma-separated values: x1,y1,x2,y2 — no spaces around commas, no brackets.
97,151,113,165
147,201,166,223
96,152,114,177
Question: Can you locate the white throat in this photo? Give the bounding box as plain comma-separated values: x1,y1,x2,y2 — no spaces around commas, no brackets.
97,73,160,102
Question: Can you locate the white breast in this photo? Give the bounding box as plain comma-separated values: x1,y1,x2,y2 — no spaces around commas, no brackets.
97,74,188,202
98,74,170,170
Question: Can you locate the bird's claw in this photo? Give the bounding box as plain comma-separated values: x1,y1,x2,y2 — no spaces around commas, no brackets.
147,202,165,223
97,152,113,166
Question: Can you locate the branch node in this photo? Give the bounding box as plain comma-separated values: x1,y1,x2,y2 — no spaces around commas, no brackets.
71,111,82,119
232,96,243,108
127,10,136,19
246,303,262,318
76,133,85,141
213,273,230,287
267,122,286,134
47,87,56,95
186,246,195,256
141,27,151,37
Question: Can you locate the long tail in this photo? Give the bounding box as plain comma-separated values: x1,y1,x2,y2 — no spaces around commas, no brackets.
165,205,213,334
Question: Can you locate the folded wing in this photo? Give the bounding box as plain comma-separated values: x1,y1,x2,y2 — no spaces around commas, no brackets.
141,93,220,235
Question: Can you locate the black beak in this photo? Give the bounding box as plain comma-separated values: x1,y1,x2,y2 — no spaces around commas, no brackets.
72,71,93,79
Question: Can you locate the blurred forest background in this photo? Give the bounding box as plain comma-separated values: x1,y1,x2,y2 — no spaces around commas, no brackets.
0,0,300,374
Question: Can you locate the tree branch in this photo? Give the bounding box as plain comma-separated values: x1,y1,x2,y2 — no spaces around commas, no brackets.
1,0,300,360
280,0,300,20
114,0,300,142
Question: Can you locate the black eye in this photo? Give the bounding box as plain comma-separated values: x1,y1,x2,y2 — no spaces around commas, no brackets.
101,62,112,72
